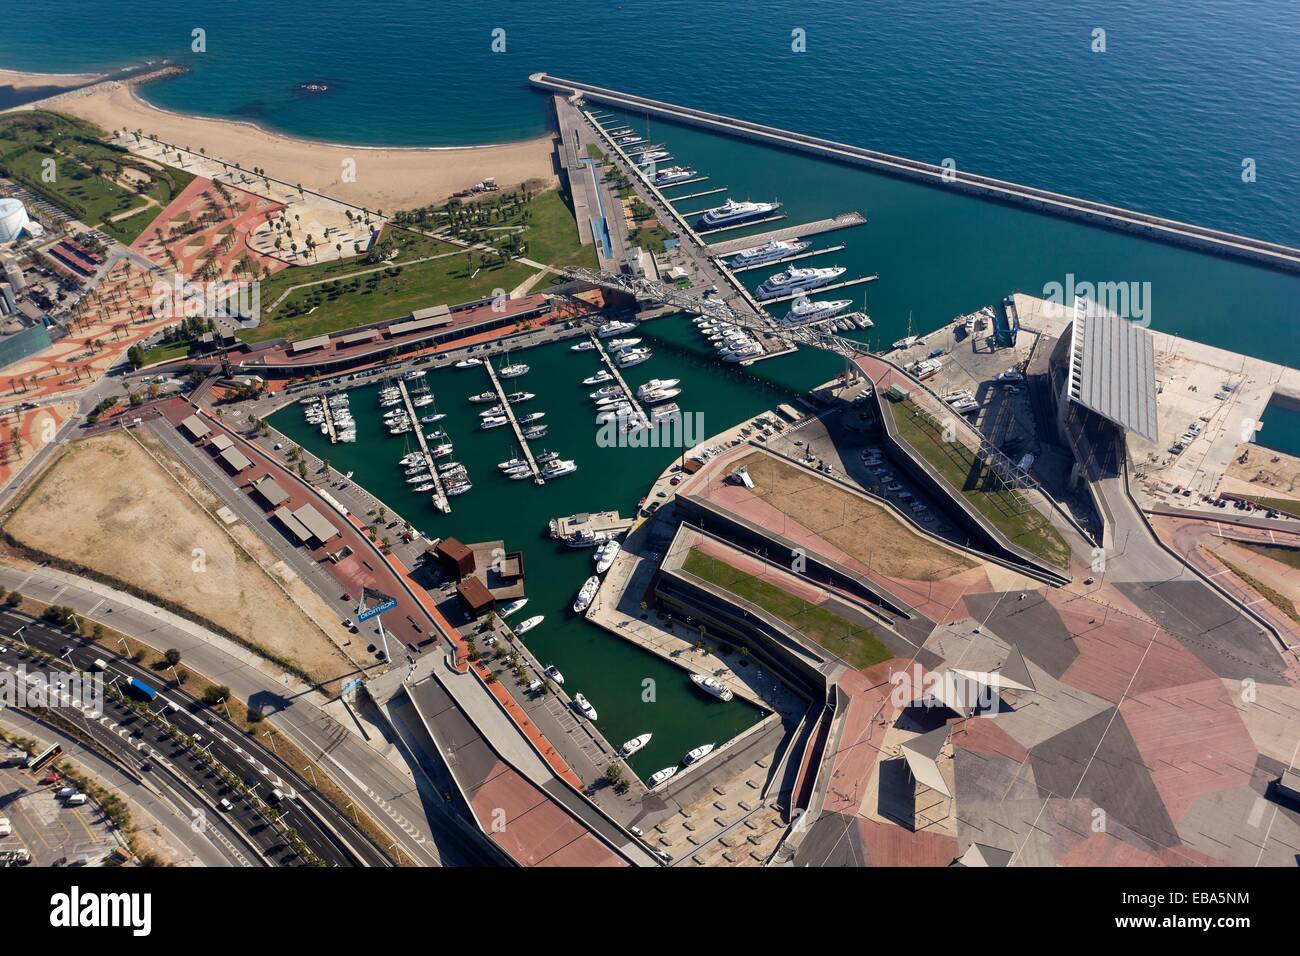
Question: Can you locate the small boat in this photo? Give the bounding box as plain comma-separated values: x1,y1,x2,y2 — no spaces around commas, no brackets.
536,450,560,464
506,391,534,404
608,337,641,348
498,457,528,471
619,733,652,758
406,473,432,484
445,482,472,496
595,540,621,574
590,385,622,400
469,391,496,403
430,443,454,458
425,429,447,441
597,321,637,338
646,766,677,788
637,378,680,393
572,693,598,721
499,598,528,618
523,425,548,440
544,664,564,685
402,369,425,381
499,363,529,378
455,358,482,368
518,412,545,424
437,460,463,472
640,387,681,404
481,416,509,429
413,395,434,407
420,413,446,423
684,743,715,765
566,528,610,549
573,575,600,613
690,674,734,701
508,469,532,480
571,341,596,351
616,348,651,368
413,482,435,492
479,405,505,417
516,615,544,635
583,370,613,385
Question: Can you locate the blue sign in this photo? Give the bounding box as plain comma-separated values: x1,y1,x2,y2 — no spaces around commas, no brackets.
357,598,398,622
340,678,363,694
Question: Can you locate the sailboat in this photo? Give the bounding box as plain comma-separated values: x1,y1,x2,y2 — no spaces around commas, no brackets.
893,310,919,350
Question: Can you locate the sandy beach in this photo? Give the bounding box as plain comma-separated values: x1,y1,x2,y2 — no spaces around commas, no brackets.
10,69,558,212
0,67,103,91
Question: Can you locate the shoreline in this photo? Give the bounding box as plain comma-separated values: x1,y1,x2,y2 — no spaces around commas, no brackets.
4,65,558,211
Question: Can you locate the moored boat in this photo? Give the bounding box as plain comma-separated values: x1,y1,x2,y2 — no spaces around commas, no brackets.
619,733,652,758
690,673,734,701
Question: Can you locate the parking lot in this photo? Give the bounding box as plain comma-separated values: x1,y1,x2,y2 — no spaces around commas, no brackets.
0,741,118,867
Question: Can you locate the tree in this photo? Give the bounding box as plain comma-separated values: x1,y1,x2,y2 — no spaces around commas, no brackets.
203,685,231,706
163,648,182,667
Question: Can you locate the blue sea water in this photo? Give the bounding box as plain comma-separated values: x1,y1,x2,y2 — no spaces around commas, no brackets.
2,0,1297,244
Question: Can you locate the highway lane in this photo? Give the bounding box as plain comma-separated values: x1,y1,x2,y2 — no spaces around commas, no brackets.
0,563,498,866
0,608,382,866
0,646,269,866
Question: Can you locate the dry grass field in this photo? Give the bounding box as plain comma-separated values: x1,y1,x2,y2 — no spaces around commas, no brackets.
4,429,358,687
736,452,976,582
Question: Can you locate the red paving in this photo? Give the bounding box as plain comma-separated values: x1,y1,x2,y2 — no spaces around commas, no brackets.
854,817,957,867
1119,677,1257,824
467,758,625,866
0,404,70,488
132,176,287,281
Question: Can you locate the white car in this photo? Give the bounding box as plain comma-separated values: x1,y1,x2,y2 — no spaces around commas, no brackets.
0,816,11,837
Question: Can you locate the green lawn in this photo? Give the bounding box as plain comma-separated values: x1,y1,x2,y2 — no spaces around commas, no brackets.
887,399,1071,571
142,340,192,366
682,549,891,669
0,111,193,242
243,254,536,345
517,188,598,270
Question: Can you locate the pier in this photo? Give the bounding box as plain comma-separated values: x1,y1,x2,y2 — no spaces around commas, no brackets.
666,186,727,203
534,72,1300,273
397,379,449,513
549,510,635,540
483,359,544,483
728,243,847,272
656,175,709,188
757,273,879,304
634,154,674,165
589,333,650,428
708,213,866,255
318,396,339,443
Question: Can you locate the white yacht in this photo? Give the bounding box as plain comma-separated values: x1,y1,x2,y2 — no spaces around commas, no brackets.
506,391,535,403
590,385,622,400
468,391,496,403
523,424,548,440
498,598,527,618
684,743,715,765
690,674,734,701
728,238,809,268
480,415,508,429
615,347,651,368
498,457,528,471
543,664,564,685
572,693,598,721
652,165,695,185
608,337,641,349
637,378,679,394
430,443,454,458
571,340,596,351
619,733,652,758
499,363,529,378
573,575,600,613
785,298,853,323
755,265,846,300
697,198,780,228
583,370,614,385
454,357,482,368
594,540,621,574
516,615,544,635
646,766,678,788
639,386,681,404
542,458,578,479
565,528,610,549
636,150,669,163
597,321,637,338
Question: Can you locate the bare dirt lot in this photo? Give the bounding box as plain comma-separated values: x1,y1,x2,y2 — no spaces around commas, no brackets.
736,452,976,582
3,429,358,686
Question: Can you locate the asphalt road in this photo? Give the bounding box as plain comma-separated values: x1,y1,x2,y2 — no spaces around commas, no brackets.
0,607,382,866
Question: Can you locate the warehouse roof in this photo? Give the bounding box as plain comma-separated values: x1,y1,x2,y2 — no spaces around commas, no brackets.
1065,297,1158,443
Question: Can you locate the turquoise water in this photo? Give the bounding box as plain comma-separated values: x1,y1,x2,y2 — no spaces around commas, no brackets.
1258,397,1300,459
1,0,1296,244
270,330,819,775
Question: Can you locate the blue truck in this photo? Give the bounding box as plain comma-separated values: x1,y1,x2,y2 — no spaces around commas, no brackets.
126,677,158,702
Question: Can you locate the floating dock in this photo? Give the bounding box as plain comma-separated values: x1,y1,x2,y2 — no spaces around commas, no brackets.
318,396,339,444
708,213,866,255
697,214,787,236
589,333,650,428
549,510,635,540
398,379,449,513
757,273,880,304
727,243,847,272
656,175,709,189
483,360,544,483
666,186,727,203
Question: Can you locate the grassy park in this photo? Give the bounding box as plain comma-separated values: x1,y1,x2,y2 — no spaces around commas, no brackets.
683,548,891,669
